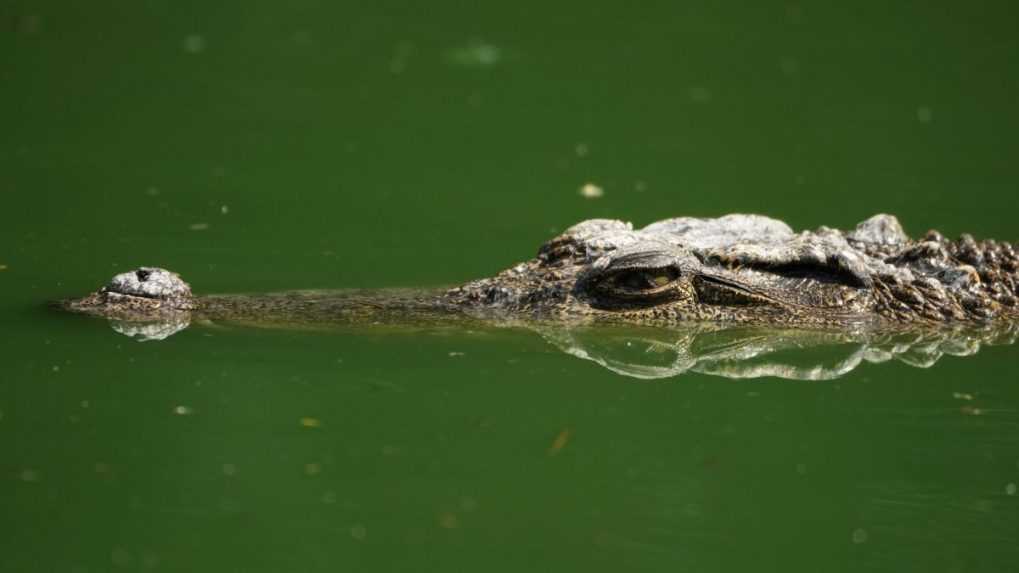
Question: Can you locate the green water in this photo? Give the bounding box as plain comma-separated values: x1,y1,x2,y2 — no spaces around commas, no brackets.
3,2,1019,571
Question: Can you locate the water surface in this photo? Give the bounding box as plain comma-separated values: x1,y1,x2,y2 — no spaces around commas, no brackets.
3,1,1018,571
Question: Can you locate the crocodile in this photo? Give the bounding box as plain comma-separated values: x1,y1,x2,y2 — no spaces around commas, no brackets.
56,213,1018,331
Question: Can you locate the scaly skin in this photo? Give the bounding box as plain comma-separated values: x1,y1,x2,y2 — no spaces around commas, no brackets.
56,214,1019,328
448,214,1018,325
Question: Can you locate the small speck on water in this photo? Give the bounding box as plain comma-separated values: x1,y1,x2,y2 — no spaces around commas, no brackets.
15,13,42,35
1006,483,1017,496
689,86,712,103
634,180,647,192
0,264,8,271
51,365,60,373
20,469,40,482
389,41,414,74
222,463,237,476
220,205,229,215
448,351,465,357
438,511,460,529
350,523,367,541
300,417,322,428
916,106,933,123
183,34,206,54
189,223,210,231
575,143,590,157
80,400,89,408
547,428,572,456
579,182,604,199
304,462,322,476
953,392,975,401
779,57,800,76
960,405,983,416
173,405,194,416
111,547,133,567
445,39,503,69
852,528,868,544
460,496,478,512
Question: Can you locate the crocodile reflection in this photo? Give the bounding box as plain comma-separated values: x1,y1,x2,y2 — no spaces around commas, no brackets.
92,314,1016,381
535,323,1017,380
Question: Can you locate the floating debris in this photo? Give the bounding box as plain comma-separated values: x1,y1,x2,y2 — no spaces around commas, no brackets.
437,511,460,529
574,143,590,158
779,57,800,76
220,205,229,215
547,428,572,456
300,417,322,428
445,39,503,69
460,496,478,512
960,405,983,416
952,392,975,401
1007,483,1017,496
579,183,604,199
304,462,322,476
173,405,194,416
448,351,465,358
189,223,210,231
183,34,206,54
851,528,868,544
689,86,712,103
389,41,414,74
0,264,8,271
15,13,42,35
111,547,133,568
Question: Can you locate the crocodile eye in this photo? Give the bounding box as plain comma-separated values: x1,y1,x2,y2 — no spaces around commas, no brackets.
596,267,681,300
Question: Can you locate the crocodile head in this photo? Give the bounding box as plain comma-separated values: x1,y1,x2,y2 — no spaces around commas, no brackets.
446,214,1018,325
59,267,195,321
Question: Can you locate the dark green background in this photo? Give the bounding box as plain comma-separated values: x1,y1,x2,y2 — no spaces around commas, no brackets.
2,2,1017,571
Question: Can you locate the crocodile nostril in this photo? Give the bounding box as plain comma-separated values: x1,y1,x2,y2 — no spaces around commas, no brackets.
136,269,151,282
